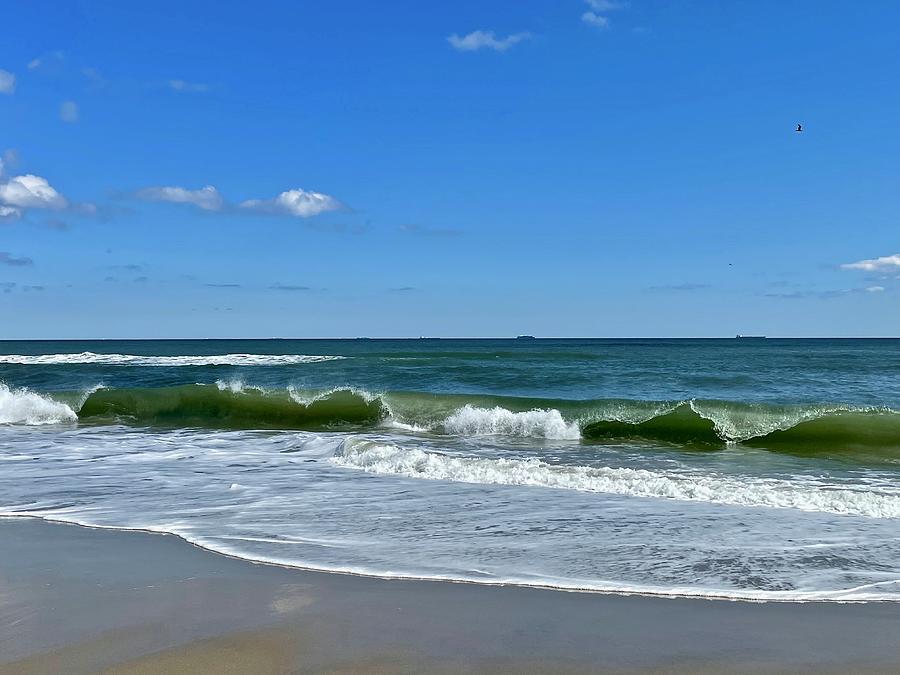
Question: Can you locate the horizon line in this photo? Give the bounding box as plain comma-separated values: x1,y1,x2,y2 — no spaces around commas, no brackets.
2,336,900,341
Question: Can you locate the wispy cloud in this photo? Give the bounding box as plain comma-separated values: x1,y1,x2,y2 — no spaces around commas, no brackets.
60,100,79,123
586,0,627,10
388,286,416,292
133,184,342,219
269,283,311,291
0,252,34,267
205,282,241,288
581,12,610,29
136,185,224,211
241,189,342,218
169,79,211,93
765,286,888,300
81,67,106,89
840,253,900,272
0,281,45,293
448,30,532,52
0,149,19,176
26,50,65,72
582,0,628,30
0,69,16,94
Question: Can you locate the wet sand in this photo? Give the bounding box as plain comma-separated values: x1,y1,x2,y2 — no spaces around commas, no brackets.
2,517,900,674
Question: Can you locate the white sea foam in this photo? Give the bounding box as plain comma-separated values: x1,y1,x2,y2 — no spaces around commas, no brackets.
442,405,582,440
3,427,900,602
287,386,379,406
335,438,900,518
214,379,269,393
0,382,77,425
0,352,345,366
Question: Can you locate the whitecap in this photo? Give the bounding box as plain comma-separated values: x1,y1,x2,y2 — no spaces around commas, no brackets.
0,352,345,366
335,438,900,518
0,382,77,425
442,405,581,440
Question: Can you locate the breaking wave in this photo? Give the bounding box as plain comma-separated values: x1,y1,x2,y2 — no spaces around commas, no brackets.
2,383,899,457
0,382,77,425
442,405,581,440
334,438,900,518
0,352,345,366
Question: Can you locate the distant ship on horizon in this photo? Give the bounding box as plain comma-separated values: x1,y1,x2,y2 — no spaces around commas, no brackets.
735,335,767,339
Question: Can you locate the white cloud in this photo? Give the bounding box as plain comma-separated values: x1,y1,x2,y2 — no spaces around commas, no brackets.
582,12,610,28
1,149,19,177
169,79,211,93
27,58,41,70
586,0,626,10
136,185,224,211
0,175,68,210
447,30,532,52
866,286,885,293
0,205,21,219
240,189,342,218
0,69,15,94
60,101,79,123
840,254,900,272
582,0,627,30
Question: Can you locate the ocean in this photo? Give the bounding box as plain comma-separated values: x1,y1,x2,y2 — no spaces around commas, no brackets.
2,338,899,601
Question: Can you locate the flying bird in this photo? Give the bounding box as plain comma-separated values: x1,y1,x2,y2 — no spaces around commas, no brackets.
796,124,803,133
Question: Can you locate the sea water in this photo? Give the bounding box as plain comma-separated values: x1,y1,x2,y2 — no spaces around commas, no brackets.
2,338,899,601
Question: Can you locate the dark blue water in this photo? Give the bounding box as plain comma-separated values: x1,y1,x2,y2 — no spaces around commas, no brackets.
3,338,899,405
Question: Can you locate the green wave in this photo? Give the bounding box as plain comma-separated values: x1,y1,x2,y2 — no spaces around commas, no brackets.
582,403,900,457
78,385,384,430
71,385,900,458
582,406,721,447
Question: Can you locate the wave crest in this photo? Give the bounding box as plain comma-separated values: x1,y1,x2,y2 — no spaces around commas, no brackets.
335,438,900,518
78,384,384,429
0,382,77,425
4,382,899,456
443,404,581,440
0,352,345,366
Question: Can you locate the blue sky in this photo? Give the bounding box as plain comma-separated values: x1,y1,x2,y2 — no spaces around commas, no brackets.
1,0,899,338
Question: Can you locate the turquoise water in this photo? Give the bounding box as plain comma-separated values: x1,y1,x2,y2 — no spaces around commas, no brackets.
2,339,900,600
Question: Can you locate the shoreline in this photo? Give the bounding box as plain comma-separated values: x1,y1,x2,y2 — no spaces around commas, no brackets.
2,513,894,604
3,518,900,673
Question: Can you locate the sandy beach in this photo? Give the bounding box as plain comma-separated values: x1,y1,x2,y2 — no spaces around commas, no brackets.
1,517,899,674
